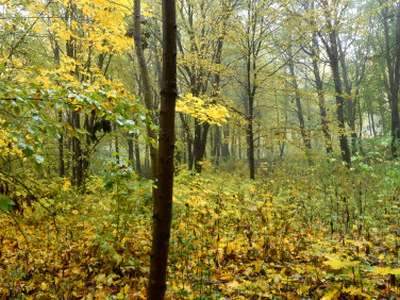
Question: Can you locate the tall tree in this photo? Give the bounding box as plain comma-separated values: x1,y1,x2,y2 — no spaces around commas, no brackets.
318,0,351,165
378,0,400,156
287,55,313,162
133,0,159,180
177,0,236,172
231,0,278,180
147,0,177,297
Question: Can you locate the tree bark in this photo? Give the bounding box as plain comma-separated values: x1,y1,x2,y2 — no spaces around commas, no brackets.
311,45,333,153
303,2,333,154
114,122,119,164
135,134,141,174
320,2,351,166
127,133,134,167
134,0,158,179
288,56,312,163
381,3,400,156
147,0,177,297
179,113,193,170
58,111,65,177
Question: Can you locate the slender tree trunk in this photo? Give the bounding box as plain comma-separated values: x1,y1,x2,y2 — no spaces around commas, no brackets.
320,14,351,165
179,113,193,170
114,122,119,164
338,38,358,153
134,134,141,174
81,114,93,188
304,5,333,154
367,99,377,136
193,118,202,172
58,111,65,177
134,0,158,180
72,111,84,187
238,130,242,160
288,57,312,163
127,133,134,167
147,0,177,296
221,125,230,159
145,145,150,168
382,3,400,156
245,52,255,180
247,114,255,180
212,125,221,164
231,131,236,158
66,4,87,188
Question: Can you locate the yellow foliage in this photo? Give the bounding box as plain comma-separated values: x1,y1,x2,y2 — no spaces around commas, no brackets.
372,267,400,275
0,119,23,159
323,258,359,269
176,93,230,125
342,286,368,296
321,288,340,300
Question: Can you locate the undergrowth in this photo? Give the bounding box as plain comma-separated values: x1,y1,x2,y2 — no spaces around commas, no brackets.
1,158,400,299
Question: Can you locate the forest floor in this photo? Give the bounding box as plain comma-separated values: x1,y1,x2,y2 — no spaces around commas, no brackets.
1,159,400,299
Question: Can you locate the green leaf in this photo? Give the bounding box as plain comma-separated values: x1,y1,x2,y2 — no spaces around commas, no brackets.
0,195,15,212
13,106,21,115
104,180,115,191
34,161,43,172
32,114,44,125
34,154,45,164
9,132,25,141
114,103,124,113
23,145,35,158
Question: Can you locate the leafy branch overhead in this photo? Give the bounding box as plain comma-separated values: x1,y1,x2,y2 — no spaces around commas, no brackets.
176,93,230,126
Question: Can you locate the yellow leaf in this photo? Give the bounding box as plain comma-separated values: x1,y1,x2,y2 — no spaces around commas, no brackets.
321,288,340,300
297,284,311,296
373,267,400,275
343,286,365,296
323,259,359,270
40,282,49,291
103,102,113,111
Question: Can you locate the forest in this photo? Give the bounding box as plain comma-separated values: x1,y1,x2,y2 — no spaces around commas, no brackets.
1,0,400,298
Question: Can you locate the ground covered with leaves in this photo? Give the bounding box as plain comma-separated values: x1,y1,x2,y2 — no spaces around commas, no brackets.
1,159,400,299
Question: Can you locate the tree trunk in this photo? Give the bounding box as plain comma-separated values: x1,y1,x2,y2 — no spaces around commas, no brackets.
212,125,221,164
72,111,84,187
193,121,210,173
305,8,333,154
221,125,230,159
288,57,312,163
320,10,351,166
338,38,359,154
366,99,377,136
147,0,177,296
193,118,202,172
134,0,158,179
179,113,193,170
58,111,65,177
135,134,141,174
311,51,333,153
246,117,255,180
127,133,134,167
114,122,119,164
382,3,400,156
